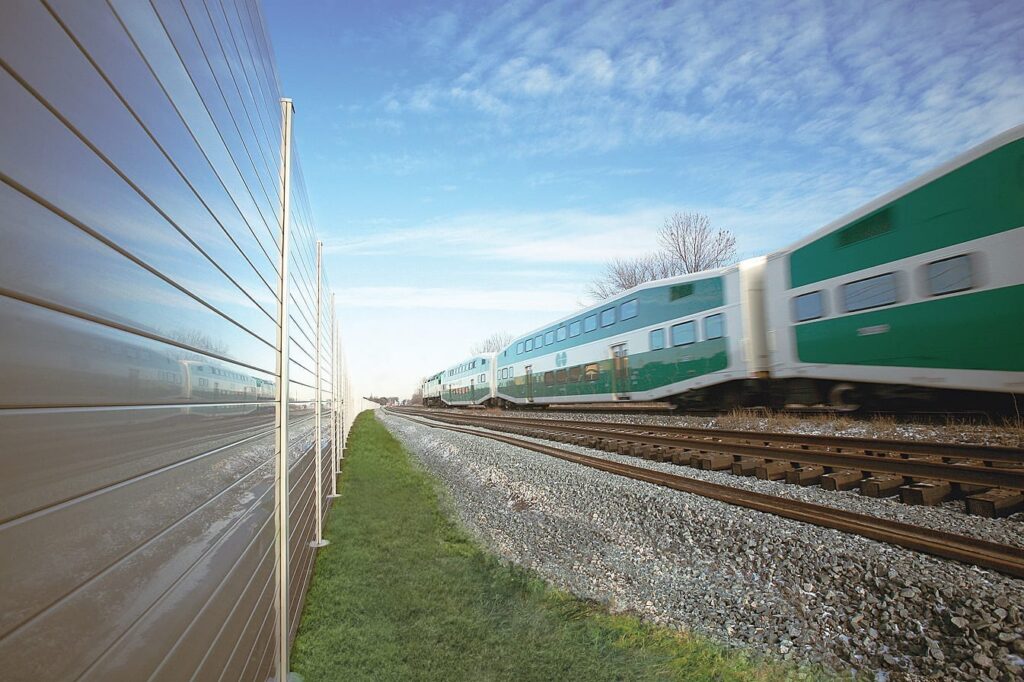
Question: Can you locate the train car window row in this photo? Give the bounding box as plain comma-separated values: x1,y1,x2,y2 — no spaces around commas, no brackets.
509,298,642,356
790,252,978,324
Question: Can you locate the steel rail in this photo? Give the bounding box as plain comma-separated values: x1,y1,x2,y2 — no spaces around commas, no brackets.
386,410,1024,579
396,409,1024,490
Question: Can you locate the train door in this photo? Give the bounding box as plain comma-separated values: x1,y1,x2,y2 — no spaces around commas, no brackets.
525,365,534,402
611,343,630,399
469,378,475,403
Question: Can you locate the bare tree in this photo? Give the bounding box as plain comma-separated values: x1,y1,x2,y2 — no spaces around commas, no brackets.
587,252,683,300
470,330,515,355
658,212,736,274
586,212,737,300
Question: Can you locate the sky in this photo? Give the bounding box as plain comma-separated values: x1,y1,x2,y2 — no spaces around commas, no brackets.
262,0,1024,399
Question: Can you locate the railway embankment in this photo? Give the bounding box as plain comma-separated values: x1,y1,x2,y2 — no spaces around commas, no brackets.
292,411,804,681
380,411,1024,681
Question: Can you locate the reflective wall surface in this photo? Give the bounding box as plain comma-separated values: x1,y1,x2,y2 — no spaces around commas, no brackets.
0,1,337,679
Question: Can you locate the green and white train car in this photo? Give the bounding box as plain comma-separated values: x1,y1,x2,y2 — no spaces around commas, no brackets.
438,353,496,406
764,124,1024,408
495,262,770,406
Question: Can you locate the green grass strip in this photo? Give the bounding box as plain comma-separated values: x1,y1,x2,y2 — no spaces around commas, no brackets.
292,411,823,681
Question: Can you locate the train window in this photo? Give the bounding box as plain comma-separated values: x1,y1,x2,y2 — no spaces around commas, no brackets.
543,371,555,386
569,321,582,337
534,334,544,348
584,363,600,381
704,313,725,340
649,328,665,351
525,338,534,351
842,272,898,312
568,365,582,382
516,341,524,354
600,308,615,327
545,330,555,345
620,299,638,320
793,291,825,322
671,321,696,346
584,314,598,332
926,255,972,296
670,283,694,300
555,369,567,384
556,326,567,342
479,374,486,383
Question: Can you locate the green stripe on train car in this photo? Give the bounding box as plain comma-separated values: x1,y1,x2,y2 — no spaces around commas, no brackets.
498,339,728,399
794,284,1024,371
789,138,1024,288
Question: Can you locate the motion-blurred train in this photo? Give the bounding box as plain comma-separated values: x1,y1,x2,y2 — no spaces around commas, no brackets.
421,125,1024,412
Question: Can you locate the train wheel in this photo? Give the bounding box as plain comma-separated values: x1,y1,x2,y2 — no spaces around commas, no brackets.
827,383,861,412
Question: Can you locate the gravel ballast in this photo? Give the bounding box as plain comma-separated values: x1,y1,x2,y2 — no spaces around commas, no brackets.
380,411,1024,682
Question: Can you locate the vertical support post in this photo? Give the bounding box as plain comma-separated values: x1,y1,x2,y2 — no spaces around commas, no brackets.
334,306,342,466
311,242,330,547
274,97,294,682
328,291,340,498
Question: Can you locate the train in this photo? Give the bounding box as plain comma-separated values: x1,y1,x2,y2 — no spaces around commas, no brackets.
421,124,1024,412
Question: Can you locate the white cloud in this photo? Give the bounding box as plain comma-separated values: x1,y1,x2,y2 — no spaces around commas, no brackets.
325,207,672,263
389,0,1023,166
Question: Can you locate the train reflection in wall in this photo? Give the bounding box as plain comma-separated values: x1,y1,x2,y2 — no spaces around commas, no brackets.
423,125,1024,413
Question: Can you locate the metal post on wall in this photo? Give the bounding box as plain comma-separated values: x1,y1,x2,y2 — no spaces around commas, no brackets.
274,96,294,682
311,242,330,547
328,291,340,499
334,307,343,466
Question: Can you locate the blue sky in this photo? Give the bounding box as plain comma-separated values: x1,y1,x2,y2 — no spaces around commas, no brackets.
263,0,1023,398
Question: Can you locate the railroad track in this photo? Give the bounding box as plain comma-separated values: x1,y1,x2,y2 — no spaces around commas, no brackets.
385,409,1024,579
395,407,1024,517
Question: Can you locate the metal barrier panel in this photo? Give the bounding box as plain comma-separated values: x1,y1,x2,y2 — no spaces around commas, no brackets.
0,1,337,679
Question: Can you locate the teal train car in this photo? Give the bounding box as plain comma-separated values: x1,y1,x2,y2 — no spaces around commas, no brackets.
764,124,1024,409
435,354,496,406
494,262,770,406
